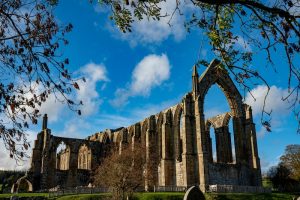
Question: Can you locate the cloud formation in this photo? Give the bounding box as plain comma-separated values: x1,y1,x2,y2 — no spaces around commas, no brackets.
107,0,189,46
76,63,109,116
110,54,171,107
245,85,290,117
245,85,292,137
0,130,36,171
29,63,109,121
38,94,65,122
235,35,252,51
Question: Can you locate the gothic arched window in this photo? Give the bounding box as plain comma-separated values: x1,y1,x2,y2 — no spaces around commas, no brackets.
78,144,92,170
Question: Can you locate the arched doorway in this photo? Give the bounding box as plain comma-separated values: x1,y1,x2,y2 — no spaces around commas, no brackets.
12,177,33,193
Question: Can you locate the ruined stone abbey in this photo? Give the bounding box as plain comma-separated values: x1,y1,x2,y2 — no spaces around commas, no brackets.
22,59,263,192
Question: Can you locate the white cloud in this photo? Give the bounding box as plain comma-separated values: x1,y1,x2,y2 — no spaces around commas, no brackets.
39,94,65,122
56,118,95,139
245,85,291,117
0,130,36,171
111,54,171,107
107,0,189,46
15,83,64,123
289,0,300,15
76,63,109,116
245,85,293,137
29,63,109,121
235,36,252,51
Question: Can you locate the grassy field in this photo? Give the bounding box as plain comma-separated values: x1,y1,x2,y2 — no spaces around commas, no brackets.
53,192,297,200
0,193,48,200
54,193,110,200
0,192,297,200
205,193,295,200
133,192,184,200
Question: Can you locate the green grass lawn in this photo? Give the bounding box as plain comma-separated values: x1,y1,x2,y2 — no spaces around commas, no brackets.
262,178,273,188
54,192,297,200
0,193,49,200
0,192,297,200
0,193,49,198
133,192,184,200
205,192,296,200
54,193,110,200
54,192,184,200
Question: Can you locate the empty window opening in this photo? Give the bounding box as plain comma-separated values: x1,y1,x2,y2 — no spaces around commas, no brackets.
78,144,92,170
56,141,70,170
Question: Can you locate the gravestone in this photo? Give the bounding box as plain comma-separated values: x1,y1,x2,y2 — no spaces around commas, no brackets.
183,186,205,200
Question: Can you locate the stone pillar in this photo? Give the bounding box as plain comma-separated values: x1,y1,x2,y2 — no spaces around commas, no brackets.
208,134,213,163
30,131,44,174
232,116,245,164
42,114,48,130
40,129,53,189
131,123,141,150
195,111,209,192
29,130,45,191
215,128,223,163
250,124,262,186
67,146,78,187
223,127,233,163
215,127,232,163
145,128,157,191
244,105,262,186
181,95,199,188
249,124,260,169
160,115,174,186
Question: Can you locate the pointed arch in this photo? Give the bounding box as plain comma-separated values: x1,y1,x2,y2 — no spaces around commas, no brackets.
198,60,243,117
15,177,33,192
197,59,245,164
222,112,232,127
78,143,92,170
56,141,70,170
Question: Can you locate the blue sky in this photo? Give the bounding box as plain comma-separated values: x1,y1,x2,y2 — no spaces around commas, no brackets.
0,0,299,173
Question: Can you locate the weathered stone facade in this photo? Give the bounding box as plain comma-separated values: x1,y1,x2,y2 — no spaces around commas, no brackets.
23,59,262,192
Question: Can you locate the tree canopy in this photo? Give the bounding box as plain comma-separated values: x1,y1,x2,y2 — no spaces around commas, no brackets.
280,144,300,180
267,144,300,191
0,0,81,160
99,0,300,132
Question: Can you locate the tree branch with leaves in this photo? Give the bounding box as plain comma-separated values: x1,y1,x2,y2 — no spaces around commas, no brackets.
98,0,300,133
0,0,82,161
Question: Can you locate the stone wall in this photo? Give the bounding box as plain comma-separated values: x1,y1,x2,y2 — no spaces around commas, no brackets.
24,59,263,193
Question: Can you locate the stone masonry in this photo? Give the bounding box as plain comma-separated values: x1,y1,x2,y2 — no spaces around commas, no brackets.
21,59,262,192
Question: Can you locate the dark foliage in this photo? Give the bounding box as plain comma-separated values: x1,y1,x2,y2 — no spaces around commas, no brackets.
0,0,81,160
267,164,300,192
280,144,300,181
0,170,25,193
